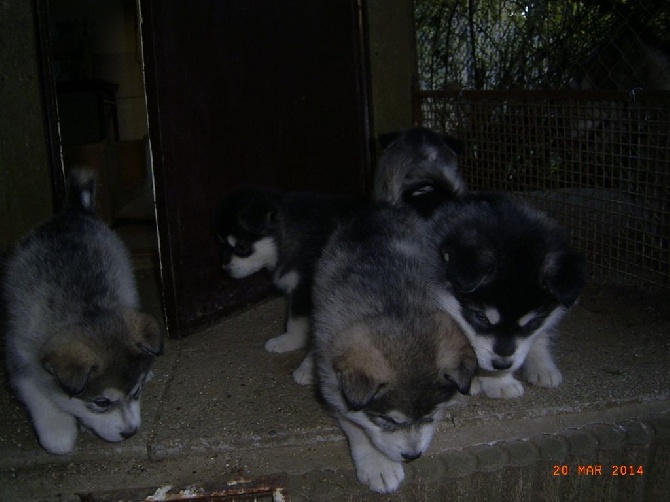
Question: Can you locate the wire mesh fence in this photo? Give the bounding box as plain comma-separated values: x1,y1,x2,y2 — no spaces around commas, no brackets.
412,0,670,288
413,89,670,288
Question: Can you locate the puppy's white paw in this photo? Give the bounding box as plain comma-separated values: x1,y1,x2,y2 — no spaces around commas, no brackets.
523,363,563,388
292,353,315,386
264,332,304,353
471,373,525,398
36,415,78,455
355,453,405,493
264,316,309,353
523,332,562,388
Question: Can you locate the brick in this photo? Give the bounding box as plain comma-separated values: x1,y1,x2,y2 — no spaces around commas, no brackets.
501,439,540,467
442,450,477,478
560,428,598,456
531,434,568,462
582,423,626,450
646,415,670,440
468,444,508,472
616,420,654,445
406,454,446,485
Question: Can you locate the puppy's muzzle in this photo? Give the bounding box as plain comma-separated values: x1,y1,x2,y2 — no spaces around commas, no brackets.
492,358,513,370
121,427,139,440
402,452,422,463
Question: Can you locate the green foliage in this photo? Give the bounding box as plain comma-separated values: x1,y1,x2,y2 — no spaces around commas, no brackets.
414,0,670,90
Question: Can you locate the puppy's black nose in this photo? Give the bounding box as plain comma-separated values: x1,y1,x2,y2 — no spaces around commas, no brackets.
402,452,422,463
492,359,513,370
121,428,138,439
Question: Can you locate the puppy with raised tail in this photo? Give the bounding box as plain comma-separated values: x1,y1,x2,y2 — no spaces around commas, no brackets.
313,204,476,493
3,169,163,455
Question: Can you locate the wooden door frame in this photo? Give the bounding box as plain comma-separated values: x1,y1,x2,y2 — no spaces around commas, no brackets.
36,0,374,338
34,0,67,212
140,0,374,337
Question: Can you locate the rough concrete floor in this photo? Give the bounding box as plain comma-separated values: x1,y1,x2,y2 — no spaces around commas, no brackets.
1,276,669,501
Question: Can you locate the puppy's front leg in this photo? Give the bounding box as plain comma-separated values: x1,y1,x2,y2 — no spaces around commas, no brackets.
292,351,315,385
15,378,78,454
470,370,525,398
522,332,562,388
338,417,405,493
265,289,311,353
264,314,309,352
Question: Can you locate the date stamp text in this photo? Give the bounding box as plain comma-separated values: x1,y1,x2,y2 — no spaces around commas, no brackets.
553,465,645,476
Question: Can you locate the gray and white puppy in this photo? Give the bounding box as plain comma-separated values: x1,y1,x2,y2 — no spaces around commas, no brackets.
428,193,586,398
374,127,465,217
3,169,163,455
312,204,476,493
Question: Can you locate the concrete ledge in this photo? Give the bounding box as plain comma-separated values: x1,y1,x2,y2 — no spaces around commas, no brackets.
1,286,669,500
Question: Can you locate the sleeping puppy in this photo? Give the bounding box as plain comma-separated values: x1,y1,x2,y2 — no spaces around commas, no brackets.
374,127,466,217
428,193,586,398
212,186,365,360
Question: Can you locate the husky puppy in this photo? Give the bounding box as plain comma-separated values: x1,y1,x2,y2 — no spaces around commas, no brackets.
2,169,163,455
429,193,586,398
212,187,365,355
313,204,476,493
374,127,466,217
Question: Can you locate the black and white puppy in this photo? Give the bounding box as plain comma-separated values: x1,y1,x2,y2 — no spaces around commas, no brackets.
428,193,586,398
212,187,365,361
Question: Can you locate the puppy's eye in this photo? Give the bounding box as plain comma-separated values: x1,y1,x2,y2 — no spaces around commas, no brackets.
368,413,406,432
380,415,399,425
469,309,490,326
417,416,434,425
92,398,111,410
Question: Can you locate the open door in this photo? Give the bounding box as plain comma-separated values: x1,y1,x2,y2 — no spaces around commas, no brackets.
140,0,372,336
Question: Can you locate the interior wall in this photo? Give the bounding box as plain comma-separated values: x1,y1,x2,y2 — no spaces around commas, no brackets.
366,0,416,151
50,0,147,141
0,1,53,248
0,0,417,249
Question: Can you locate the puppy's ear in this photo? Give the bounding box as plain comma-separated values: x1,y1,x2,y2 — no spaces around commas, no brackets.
41,337,98,396
126,311,164,356
444,359,477,395
333,322,391,410
542,250,587,307
378,130,402,149
441,239,496,294
335,365,386,411
435,313,477,395
440,133,464,155
265,207,279,228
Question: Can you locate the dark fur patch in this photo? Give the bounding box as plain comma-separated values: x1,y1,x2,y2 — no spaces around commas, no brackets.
434,193,587,341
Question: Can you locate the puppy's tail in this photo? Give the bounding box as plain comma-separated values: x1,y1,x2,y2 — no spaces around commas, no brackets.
67,168,97,212
401,169,467,217
375,127,467,218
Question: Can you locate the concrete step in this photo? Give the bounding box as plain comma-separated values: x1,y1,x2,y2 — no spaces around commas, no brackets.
1,285,668,501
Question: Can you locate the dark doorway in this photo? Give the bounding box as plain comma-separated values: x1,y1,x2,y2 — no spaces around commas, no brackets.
140,1,372,336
